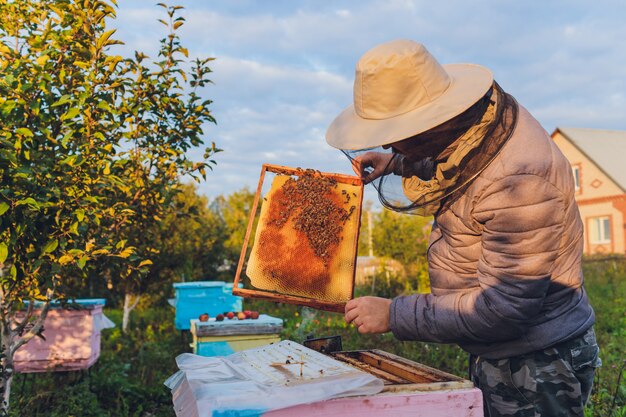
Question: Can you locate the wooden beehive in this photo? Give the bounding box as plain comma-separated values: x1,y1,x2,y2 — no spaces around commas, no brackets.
266,347,482,417
331,349,472,391
168,340,483,417
233,164,363,312
13,299,112,373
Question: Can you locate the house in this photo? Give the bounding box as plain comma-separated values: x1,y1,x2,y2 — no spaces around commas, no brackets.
551,127,626,255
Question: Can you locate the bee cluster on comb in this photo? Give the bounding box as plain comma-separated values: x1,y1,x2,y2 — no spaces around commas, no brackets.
268,169,356,264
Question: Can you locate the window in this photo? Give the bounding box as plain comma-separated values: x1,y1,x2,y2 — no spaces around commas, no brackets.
572,165,581,191
589,216,611,244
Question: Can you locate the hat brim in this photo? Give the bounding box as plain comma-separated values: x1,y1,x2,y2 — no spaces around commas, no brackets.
326,63,494,150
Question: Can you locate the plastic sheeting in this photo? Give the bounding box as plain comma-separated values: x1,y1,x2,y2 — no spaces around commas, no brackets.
165,340,384,417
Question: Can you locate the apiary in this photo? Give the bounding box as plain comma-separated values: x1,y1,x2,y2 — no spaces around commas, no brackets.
166,340,483,417
189,314,283,356
233,164,363,312
13,299,115,373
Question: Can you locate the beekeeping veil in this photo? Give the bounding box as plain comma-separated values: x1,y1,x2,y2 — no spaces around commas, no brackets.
326,40,518,215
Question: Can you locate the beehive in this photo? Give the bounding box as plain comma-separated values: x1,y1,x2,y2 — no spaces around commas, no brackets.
190,314,283,356
13,299,114,373
172,281,243,330
234,165,363,312
167,340,483,417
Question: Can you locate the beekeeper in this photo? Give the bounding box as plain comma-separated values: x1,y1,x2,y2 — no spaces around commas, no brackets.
326,40,600,417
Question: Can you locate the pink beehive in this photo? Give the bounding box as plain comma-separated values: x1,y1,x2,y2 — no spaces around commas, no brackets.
13,299,114,373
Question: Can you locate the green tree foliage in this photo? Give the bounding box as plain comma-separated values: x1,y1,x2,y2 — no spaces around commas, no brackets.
211,187,256,276
79,2,220,331
80,182,229,308
357,201,375,257
143,183,228,307
370,209,432,293
0,0,217,411
371,209,431,265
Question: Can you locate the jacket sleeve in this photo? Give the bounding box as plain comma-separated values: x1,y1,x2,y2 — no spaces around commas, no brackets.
389,174,566,343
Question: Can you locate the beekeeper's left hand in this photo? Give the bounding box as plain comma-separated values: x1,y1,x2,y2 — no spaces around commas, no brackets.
344,296,392,334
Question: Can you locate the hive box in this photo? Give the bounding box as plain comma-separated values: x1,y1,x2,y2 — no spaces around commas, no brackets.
263,388,483,417
167,341,483,417
13,298,114,373
172,281,243,330
190,314,283,356
264,348,483,417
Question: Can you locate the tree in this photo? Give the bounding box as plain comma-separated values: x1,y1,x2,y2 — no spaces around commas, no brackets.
142,182,228,307
358,200,375,257
0,0,217,411
87,3,219,332
211,187,256,277
371,209,432,292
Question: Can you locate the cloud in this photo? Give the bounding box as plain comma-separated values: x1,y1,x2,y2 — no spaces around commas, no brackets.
111,0,626,202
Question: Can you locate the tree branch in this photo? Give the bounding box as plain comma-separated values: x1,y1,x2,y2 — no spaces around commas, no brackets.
10,289,55,356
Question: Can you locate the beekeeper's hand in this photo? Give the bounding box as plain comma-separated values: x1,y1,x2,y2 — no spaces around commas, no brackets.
344,296,391,334
351,152,395,184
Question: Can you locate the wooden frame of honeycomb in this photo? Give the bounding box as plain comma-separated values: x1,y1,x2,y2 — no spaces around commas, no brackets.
232,164,363,312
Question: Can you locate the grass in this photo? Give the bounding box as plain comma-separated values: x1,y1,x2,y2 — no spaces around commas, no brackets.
8,258,626,416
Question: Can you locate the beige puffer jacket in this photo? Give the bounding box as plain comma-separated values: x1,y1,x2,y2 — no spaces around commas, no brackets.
389,105,595,360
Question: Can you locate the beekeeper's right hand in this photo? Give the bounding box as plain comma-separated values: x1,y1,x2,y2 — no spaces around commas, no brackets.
351,152,395,184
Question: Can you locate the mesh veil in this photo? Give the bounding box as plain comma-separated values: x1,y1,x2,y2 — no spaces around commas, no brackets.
342,82,519,216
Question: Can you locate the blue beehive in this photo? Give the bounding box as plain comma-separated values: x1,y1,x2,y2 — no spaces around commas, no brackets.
173,281,243,330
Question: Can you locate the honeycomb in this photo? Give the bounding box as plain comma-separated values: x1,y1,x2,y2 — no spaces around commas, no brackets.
245,170,361,303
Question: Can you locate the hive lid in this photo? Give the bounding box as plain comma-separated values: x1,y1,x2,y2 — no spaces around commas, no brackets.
191,314,284,336
173,281,234,289
233,164,363,312
24,298,107,309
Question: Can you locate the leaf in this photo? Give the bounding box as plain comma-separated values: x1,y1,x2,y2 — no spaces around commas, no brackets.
36,55,49,66
0,202,9,216
97,29,117,50
75,208,85,222
1,100,16,116
61,107,80,121
173,21,184,30
15,127,34,137
58,255,73,265
0,242,7,263
51,95,72,107
138,259,153,268
42,239,58,254
118,247,134,259
16,198,39,209
77,256,88,269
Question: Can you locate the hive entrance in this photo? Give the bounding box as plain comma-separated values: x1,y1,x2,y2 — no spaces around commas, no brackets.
233,165,363,312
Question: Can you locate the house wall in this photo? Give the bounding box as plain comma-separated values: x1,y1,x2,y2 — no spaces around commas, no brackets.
552,132,623,199
578,200,625,255
552,131,626,255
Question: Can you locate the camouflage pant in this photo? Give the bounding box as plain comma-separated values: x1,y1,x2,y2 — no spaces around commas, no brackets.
470,327,602,417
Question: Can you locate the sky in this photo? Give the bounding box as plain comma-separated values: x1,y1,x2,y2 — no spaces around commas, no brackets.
110,0,626,204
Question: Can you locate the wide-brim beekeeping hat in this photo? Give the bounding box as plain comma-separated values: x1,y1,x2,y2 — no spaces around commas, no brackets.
326,40,494,150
